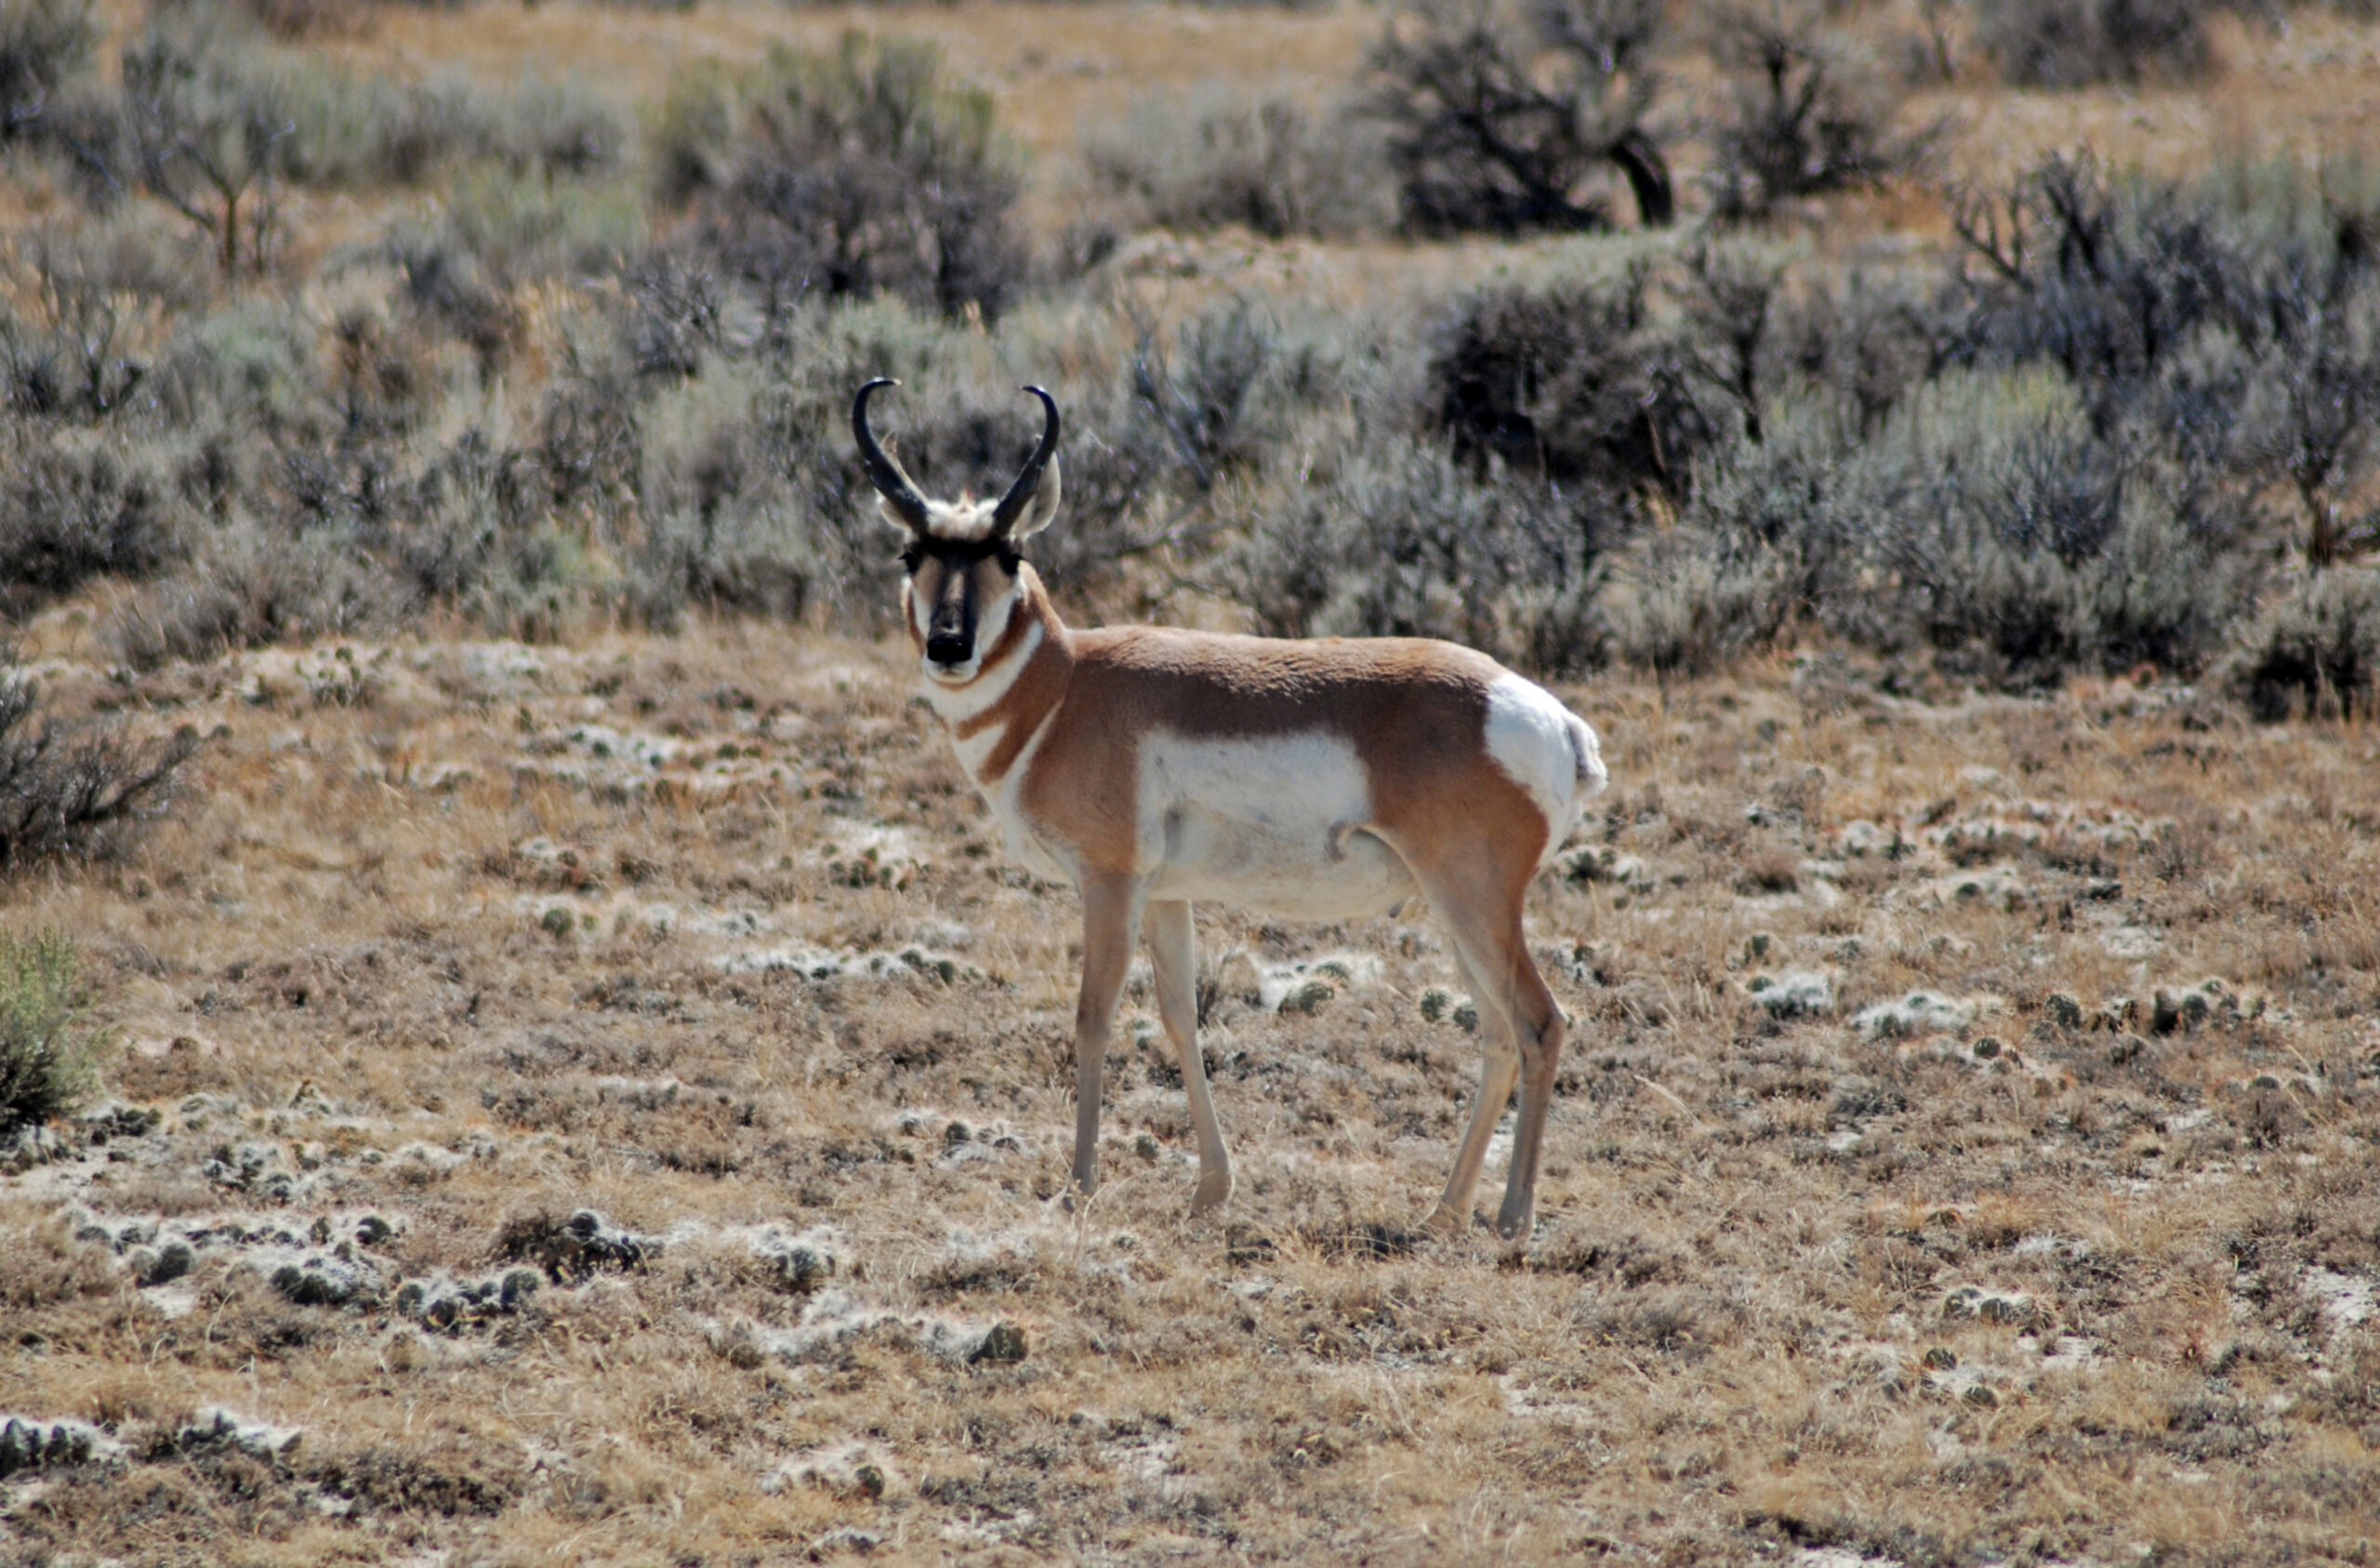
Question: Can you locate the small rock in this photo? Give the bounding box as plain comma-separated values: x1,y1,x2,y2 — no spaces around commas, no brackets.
1746,969,1832,1020
1855,991,1981,1040
2043,993,2084,1030
812,1527,882,1557
1942,1285,2044,1328
972,1323,1028,1364
1277,979,1334,1015
1922,1346,1957,1370
134,1240,195,1287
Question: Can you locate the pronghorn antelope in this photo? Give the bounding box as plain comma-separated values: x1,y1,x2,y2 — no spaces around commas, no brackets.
853,379,1606,1238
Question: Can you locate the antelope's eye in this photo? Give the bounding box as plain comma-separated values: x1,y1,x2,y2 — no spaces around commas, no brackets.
899,544,925,573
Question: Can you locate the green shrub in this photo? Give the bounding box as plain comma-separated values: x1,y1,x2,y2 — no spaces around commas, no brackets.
105,519,394,665
1679,367,2256,685
0,929,106,1136
1603,529,1789,677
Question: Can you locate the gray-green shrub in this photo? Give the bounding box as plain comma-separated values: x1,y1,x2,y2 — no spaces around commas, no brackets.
1085,84,1392,239
1664,367,2255,683
1223,433,1603,672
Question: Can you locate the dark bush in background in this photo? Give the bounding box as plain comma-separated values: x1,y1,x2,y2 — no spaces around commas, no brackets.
0,663,196,870
1427,265,1712,510
1367,0,1673,234
0,0,94,142
663,36,1027,322
1704,3,1936,222
0,441,187,613
1974,0,2215,89
2224,567,2380,720
1953,154,2380,566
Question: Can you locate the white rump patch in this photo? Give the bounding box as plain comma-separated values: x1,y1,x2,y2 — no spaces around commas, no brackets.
1484,673,1606,852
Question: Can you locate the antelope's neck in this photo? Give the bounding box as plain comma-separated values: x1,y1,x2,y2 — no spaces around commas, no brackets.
927,569,1074,792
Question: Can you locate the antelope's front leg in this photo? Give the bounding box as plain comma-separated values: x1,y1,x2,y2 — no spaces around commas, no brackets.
1067,869,1144,1206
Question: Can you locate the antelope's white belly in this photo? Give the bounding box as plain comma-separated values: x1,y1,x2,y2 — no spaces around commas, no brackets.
1137,731,1418,919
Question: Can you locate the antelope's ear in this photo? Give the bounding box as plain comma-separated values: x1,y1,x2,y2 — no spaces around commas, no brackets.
1010,457,1062,540
879,495,923,537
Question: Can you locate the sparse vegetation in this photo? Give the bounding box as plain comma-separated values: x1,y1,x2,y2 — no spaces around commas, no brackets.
4,625,2379,1563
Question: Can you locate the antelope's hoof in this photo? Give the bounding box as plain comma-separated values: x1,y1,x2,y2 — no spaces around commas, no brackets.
1421,1203,1470,1239
1189,1174,1233,1217
1493,1204,1536,1242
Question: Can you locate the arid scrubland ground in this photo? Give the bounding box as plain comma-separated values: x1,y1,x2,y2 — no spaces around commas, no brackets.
5,0,2380,1561
3,627,2380,1567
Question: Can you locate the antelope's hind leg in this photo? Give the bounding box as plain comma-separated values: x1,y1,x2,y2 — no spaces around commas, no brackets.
1144,899,1232,1215
1421,942,1521,1237
1407,855,1566,1241
1489,940,1565,1240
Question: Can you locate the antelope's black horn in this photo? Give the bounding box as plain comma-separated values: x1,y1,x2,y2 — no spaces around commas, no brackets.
852,378,932,533
988,386,1061,538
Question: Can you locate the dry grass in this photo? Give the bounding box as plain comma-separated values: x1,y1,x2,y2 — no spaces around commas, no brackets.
0,617,2374,1566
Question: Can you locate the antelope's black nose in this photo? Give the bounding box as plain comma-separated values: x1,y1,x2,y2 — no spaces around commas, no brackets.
926,633,972,666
